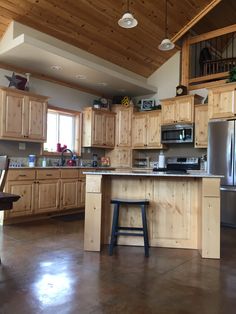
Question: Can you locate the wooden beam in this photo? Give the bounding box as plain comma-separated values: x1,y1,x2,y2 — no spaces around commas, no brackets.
171,0,222,43
188,79,227,91
0,62,104,97
189,71,228,84
189,23,236,44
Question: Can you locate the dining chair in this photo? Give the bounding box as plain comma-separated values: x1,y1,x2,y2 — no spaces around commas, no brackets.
0,155,10,192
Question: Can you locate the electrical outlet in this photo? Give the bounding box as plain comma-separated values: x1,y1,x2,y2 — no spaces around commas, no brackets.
19,143,26,150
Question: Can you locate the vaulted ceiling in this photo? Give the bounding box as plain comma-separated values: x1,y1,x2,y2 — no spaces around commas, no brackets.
0,0,234,96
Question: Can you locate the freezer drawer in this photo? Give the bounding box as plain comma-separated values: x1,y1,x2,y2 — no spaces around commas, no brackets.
221,188,236,227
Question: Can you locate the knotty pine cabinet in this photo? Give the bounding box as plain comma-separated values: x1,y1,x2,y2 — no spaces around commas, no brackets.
82,107,115,148
3,168,86,223
208,83,236,119
106,105,133,168
132,110,163,149
0,88,48,142
60,169,85,210
161,94,203,125
194,104,208,148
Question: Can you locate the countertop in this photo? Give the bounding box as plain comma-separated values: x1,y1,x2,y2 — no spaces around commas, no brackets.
9,166,115,170
82,169,223,178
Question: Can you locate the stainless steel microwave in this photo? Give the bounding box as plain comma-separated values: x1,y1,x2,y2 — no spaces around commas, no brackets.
161,124,194,144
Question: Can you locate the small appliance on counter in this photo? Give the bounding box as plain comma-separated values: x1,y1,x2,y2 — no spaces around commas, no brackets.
153,157,200,174
133,157,150,168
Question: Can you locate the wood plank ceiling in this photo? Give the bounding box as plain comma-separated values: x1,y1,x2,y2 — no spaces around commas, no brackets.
0,0,232,78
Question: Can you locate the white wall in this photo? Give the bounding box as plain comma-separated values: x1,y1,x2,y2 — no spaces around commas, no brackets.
0,69,97,111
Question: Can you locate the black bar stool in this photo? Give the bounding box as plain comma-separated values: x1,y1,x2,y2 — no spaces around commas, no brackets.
109,198,150,257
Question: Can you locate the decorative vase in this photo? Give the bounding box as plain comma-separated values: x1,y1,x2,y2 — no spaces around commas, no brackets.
25,73,31,91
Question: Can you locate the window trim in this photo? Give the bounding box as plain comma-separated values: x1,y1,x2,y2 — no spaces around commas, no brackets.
41,105,82,156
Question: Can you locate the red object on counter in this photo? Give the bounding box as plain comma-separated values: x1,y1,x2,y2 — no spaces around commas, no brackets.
67,159,76,166
57,143,61,152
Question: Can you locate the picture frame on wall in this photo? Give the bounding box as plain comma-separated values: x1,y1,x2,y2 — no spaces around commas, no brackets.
140,99,156,111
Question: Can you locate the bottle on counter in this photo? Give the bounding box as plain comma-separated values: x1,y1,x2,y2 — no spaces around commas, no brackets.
42,157,47,167
158,151,165,169
92,154,98,167
28,155,36,167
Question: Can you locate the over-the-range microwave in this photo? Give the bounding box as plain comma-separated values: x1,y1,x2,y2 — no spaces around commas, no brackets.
161,124,194,144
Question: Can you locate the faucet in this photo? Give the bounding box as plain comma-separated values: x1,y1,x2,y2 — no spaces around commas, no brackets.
60,148,73,166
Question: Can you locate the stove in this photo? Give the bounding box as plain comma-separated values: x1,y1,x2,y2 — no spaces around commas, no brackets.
166,157,200,170
153,157,200,173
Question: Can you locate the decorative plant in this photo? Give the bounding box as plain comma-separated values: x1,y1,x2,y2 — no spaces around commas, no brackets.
227,66,236,82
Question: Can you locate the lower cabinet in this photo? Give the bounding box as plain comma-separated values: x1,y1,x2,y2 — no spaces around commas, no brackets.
4,168,86,221
5,180,35,218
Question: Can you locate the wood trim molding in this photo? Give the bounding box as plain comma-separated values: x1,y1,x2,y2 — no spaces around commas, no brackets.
188,79,227,91
171,0,222,43
0,62,104,97
189,23,236,45
48,105,81,115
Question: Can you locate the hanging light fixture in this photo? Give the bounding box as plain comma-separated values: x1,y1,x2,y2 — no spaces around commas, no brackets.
118,0,138,29
158,0,175,51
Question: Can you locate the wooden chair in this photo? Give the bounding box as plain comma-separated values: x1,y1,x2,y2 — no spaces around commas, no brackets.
0,155,10,192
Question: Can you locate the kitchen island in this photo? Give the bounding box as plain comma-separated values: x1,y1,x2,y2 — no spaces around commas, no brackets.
84,170,222,259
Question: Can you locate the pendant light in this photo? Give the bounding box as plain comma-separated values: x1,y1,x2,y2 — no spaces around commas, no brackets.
118,0,138,29
158,0,175,51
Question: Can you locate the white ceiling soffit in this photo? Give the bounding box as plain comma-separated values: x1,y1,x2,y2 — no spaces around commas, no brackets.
0,21,157,97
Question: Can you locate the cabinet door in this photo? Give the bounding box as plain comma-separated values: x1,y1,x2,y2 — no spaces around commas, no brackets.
105,148,132,168
104,114,115,147
175,96,194,123
5,180,35,218
115,106,132,147
60,179,79,210
1,90,26,139
146,111,163,148
161,100,176,124
35,180,60,213
92,111,104,145
195,105,208,148
132,114,147,147
28,96,47,141
208,87,236,119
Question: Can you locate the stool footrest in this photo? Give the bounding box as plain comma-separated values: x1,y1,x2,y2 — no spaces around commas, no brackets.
115,232,144,237
118,227,143,231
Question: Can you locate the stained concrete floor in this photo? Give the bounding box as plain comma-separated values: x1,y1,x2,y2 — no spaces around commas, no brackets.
0,218,236,314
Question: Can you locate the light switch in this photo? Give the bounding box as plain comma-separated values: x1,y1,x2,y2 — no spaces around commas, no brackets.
19,142,26,150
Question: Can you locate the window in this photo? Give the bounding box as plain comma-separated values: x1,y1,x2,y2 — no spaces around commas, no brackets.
43,107,81,155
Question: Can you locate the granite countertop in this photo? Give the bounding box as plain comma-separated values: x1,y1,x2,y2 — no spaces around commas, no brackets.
82,169,223,178
9,166,115,170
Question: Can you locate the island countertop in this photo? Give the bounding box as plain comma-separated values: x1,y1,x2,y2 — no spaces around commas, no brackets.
82,169,222,178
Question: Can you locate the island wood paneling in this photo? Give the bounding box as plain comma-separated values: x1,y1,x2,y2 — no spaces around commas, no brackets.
84,173,221,259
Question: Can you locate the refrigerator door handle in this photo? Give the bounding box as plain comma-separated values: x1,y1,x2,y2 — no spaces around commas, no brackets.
229,135,233,177
220,186,236,192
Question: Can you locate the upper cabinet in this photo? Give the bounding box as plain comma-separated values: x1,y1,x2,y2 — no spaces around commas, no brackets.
161,95,203,125
132,110,163,149
0,88,48,142
82,107,115,148
112,105,132,147
208,83,236,119
194,105,208,148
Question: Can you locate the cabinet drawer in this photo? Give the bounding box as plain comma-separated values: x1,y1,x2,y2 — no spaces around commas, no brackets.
60,169,79,179
36,169,60,179
7,169,35,181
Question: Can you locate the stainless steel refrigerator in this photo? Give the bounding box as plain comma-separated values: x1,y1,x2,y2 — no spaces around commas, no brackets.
208,119,236,227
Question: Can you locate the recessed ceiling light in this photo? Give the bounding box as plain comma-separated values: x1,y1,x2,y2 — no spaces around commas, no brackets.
97,82,108,86
50,65,63,71
75,74,87,80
